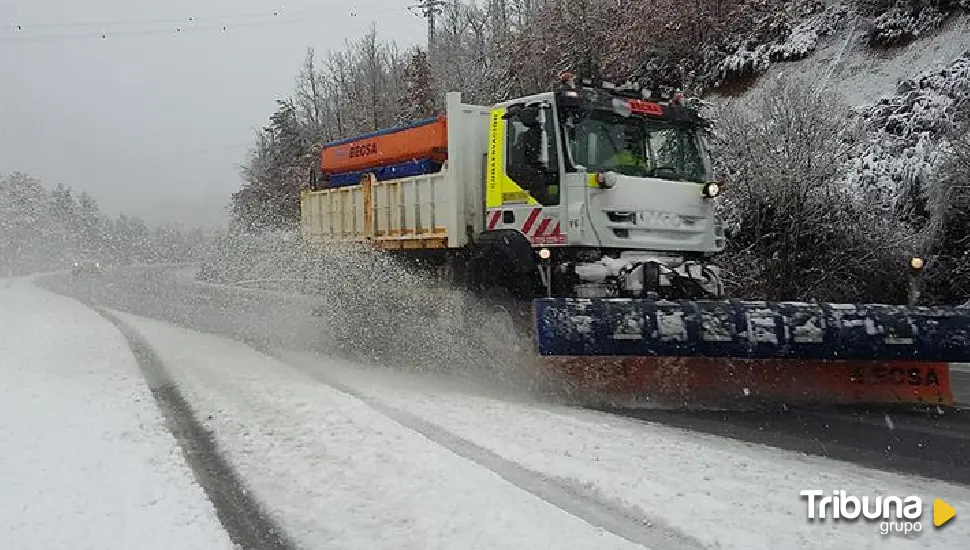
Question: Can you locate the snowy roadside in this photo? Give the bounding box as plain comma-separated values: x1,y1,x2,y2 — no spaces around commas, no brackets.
274,350,970,550
0,281,232,550
113,310,658,550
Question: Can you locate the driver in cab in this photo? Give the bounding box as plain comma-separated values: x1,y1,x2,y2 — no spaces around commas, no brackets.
603,127,650,176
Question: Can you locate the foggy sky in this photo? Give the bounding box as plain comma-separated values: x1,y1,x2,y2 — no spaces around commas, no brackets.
0,0,425,228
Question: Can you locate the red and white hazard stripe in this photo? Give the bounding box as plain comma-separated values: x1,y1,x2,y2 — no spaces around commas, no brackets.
487,209,502,230
531,217,563,244
487,207,564,243
521,208,542,235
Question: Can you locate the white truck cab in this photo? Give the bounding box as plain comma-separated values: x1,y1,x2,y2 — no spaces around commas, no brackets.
483,78,726,299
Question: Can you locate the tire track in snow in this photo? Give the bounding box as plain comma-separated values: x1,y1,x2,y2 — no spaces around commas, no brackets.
263,349,707,550
95,308,297,550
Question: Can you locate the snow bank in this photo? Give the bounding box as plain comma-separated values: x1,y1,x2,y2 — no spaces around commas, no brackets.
278,350,970,550
0,281,231,550
115,311,650,550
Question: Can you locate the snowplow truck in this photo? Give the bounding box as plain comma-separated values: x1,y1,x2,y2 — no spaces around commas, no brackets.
300,78,970,407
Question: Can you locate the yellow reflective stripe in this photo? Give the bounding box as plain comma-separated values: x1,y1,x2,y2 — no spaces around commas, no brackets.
486,108,505,208
485,107,539,208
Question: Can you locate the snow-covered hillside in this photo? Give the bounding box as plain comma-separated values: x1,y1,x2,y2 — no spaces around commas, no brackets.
736,11,970,191
742,12,970,107
708,8,970,303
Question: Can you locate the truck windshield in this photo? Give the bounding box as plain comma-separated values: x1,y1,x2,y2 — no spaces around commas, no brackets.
565,111,711,182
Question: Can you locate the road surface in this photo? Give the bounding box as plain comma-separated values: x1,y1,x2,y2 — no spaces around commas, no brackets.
0,282,235,550
37,265,970,484
10,266,968,549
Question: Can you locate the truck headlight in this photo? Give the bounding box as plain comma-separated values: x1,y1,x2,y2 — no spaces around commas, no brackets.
538,248,551,260
910,257,924,271
702,182,721,198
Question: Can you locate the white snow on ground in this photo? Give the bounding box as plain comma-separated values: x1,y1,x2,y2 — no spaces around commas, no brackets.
742,15,970,107
0,280,232,550
115,310,651,550
274,350,970,550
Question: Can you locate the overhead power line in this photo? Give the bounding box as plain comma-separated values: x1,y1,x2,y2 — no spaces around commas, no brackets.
8,9,288,30
2,4,402,44
2,17,321,43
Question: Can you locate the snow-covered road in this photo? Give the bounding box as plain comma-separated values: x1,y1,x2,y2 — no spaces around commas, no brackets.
113,310,656,550
115,308,970,550
0,281,232,550
270,352,970,550
5,279,969,550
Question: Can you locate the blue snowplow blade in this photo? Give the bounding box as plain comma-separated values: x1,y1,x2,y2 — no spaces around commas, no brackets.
533,299,970,362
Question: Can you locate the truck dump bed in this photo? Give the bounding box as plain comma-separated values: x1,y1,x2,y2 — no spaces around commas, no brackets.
301,93,492,250
301,170,451,249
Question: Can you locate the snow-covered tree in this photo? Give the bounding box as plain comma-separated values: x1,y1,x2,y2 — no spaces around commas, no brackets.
0,172,48,274
845,52,970,240
399,47,438,122
863,0,966,47
0,171,204,274
919,83,970,303
711,77,912,302
294,47,329,147
233,99,312,232
76,192,109,254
